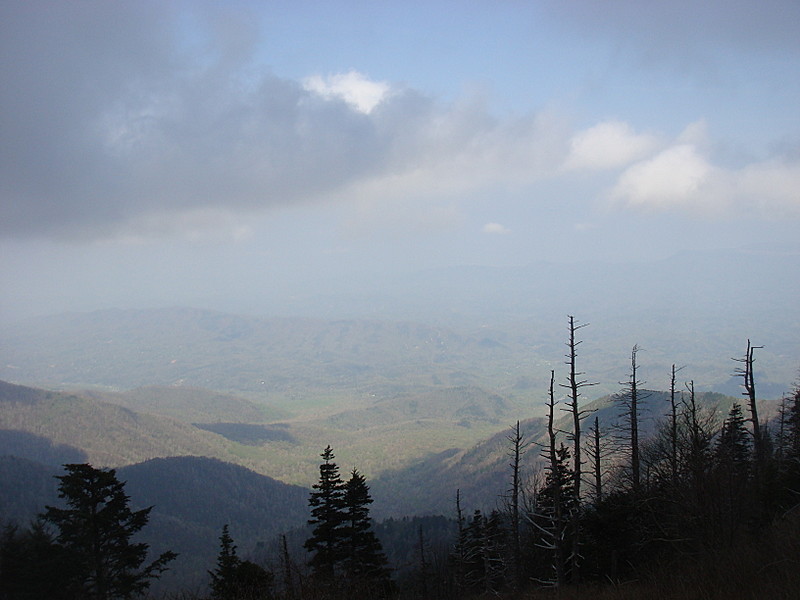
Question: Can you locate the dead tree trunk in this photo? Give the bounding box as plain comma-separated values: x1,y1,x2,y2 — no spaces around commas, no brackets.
617,344,646,492
506,420,525,589
546,369,566,587
561,316,595,583
669,364,683,485
733,339,764,458
585,416,610,503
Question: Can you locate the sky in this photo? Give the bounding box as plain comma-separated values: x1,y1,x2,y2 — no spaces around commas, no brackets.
1,0,799,320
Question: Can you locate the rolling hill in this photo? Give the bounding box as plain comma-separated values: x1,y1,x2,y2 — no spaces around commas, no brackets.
0,380,243,468
0,379,523,489
80,385,288,424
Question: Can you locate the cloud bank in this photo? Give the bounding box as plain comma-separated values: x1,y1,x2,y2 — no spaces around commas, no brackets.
1,1,798,244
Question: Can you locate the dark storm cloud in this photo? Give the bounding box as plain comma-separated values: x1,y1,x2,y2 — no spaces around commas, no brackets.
0,2,442,240
1,2,176,231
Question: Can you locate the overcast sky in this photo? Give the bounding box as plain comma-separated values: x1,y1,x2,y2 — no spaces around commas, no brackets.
2,1,799,320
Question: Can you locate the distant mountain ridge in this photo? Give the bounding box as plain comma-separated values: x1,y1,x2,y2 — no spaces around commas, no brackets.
0,307,521,401
1,301,796,408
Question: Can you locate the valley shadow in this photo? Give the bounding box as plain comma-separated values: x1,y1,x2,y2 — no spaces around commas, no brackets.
192,422,296,445
0,429,87,465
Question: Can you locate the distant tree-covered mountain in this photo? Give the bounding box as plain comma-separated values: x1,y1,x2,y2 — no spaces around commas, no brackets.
0,380,244,468
0,308,524,402
2,303,795,410
81,385,288,424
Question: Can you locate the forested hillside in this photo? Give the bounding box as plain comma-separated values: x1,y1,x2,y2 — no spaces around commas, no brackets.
0,380,244,468
81,385,288,424
0,378,519,487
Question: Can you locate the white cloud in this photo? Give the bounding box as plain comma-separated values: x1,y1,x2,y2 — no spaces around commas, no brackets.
565,120,659,170
611,142,800,216
337,106,569,206
303,70,390,114
482,222,510,235
611,144,713,209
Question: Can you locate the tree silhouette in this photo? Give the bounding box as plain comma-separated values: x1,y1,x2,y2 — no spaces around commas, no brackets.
209,524,273,600
304,445,346,584
616,344,647,491
42,463,175,600
733,340,764,458
0,520,73,600
341,469,391,593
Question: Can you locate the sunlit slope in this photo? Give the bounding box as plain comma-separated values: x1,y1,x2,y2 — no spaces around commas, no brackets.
0,379,524,489
80,385,288,423
0,380,244,468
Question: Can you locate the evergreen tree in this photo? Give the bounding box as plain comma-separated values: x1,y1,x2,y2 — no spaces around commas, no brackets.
540,444,578,514
710,404,753,543
209,524,238,599
209,525,274,600
462,509,507,594
42,463,176,600
462,510,486,591
715,403,751,470
0,520,73,600
784,384,800,465
530,443,577,586
776,382,800,507
341,469,390,588
304,445,346,583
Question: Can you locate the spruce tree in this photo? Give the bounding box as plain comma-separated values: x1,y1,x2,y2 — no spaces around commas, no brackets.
785,384,800,465
341,469,391,591
209,525,273,600
715,403,751,470
42,463,175,600
304,445,346,583
0,520,73,600
209,525,239,600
